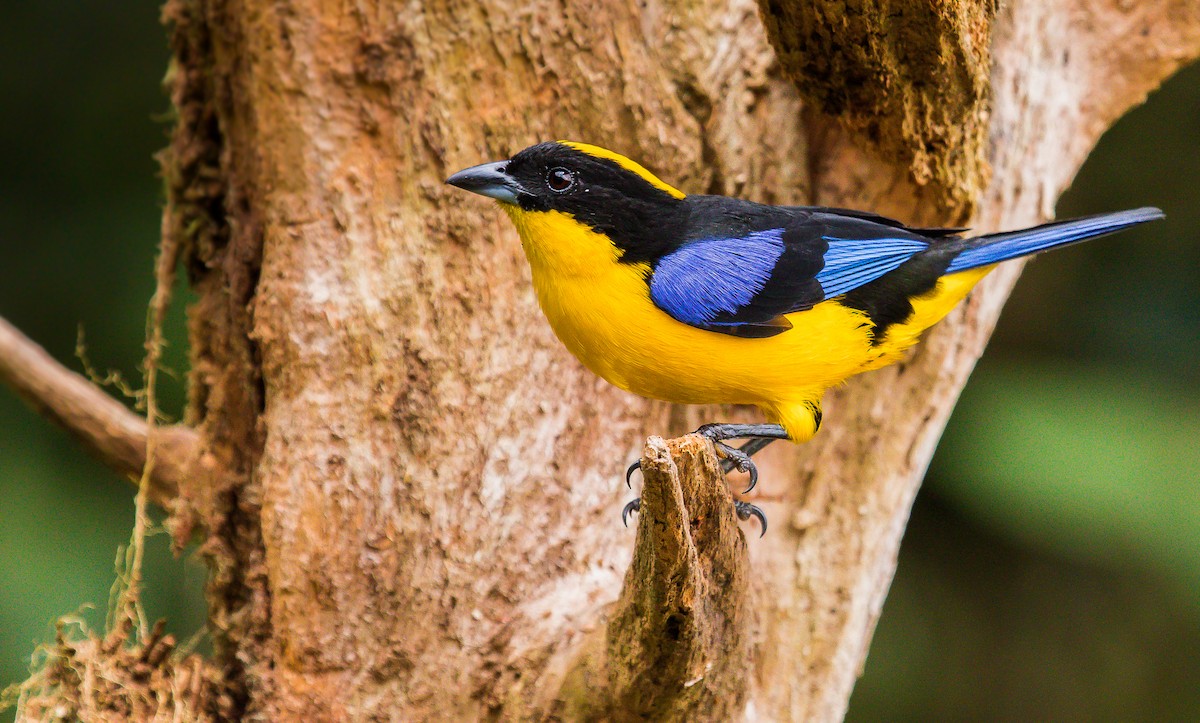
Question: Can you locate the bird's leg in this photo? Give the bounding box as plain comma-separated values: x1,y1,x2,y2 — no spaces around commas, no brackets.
624,423,790,537
695,423,791,443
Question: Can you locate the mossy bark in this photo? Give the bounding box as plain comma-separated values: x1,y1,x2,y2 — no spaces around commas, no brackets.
758,0,998,220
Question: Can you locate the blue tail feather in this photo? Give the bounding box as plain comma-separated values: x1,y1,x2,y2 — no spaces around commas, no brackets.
945,207,1164,274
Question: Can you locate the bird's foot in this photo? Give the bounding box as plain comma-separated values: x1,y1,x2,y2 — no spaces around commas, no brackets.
697,422,790,496
623,423,787,537
712,440,758,493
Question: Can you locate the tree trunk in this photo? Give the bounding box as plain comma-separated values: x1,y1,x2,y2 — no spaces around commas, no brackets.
6,0,1199,720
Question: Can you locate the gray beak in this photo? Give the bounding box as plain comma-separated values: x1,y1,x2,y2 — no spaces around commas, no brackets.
446,160,526,204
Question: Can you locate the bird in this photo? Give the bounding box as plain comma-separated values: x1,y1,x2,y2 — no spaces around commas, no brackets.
446,140,1164,534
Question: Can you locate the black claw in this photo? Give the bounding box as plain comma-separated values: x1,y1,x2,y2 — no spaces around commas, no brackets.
622,498,641,527
625,460,641,489
734,501,768,537
743,464,759,495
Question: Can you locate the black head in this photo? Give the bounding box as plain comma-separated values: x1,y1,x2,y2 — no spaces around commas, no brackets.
446,141,688,264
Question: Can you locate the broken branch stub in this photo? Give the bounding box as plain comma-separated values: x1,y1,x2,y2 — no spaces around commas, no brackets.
605,435,755,720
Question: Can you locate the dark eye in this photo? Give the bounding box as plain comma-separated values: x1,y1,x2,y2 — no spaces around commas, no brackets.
546,167,575,193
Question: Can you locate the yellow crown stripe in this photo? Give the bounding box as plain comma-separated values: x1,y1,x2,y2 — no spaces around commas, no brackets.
559,141,686,199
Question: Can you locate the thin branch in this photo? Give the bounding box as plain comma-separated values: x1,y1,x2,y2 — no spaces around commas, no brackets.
573,435,755,718
0,314,196,507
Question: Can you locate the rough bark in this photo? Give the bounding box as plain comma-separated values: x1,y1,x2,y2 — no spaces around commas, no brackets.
5,0,1199,720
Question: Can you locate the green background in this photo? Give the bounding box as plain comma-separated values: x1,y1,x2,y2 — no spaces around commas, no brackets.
1,3,1197,719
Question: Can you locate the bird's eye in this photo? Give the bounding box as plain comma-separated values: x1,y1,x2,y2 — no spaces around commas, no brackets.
546,167,575,193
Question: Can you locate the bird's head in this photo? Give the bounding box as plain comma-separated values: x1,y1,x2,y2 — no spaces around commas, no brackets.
447,141,686,274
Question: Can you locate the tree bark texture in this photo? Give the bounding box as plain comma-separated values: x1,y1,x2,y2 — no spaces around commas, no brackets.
23,0,1200,720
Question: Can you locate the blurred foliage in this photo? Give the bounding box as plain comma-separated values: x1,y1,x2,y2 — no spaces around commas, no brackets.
0,2,1196,719
0,0,205,705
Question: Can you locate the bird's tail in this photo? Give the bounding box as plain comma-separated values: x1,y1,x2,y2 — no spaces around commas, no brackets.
945,207,1164,274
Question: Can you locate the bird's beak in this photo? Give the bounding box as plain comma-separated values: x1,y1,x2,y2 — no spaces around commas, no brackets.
445,160,526,204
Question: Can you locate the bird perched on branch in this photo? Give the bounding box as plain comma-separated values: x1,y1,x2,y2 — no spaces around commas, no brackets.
447,141,1163,534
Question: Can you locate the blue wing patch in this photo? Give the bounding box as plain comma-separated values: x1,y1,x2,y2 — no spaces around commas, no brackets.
815,237,929,298
649,229,785,327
